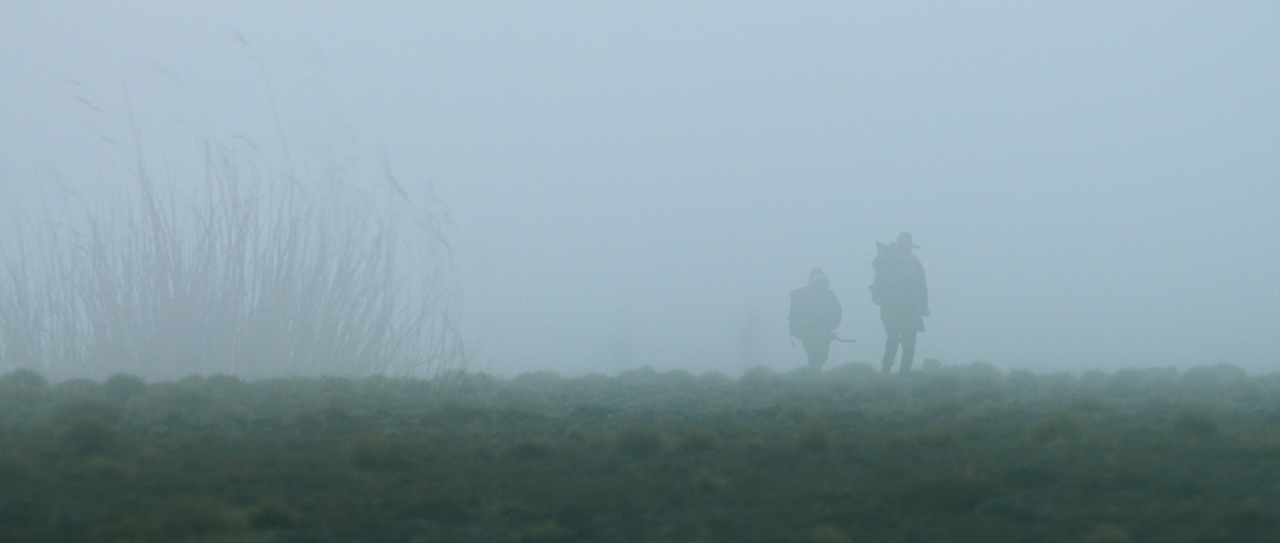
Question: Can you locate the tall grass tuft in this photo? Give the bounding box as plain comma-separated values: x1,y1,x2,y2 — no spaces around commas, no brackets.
1,139,464,380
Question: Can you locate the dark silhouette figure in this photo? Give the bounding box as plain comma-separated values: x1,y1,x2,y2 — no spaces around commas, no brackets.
790,268,843,371
870,232,928,374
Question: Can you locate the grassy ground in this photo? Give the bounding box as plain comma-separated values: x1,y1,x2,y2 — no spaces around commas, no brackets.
1,362,1278,543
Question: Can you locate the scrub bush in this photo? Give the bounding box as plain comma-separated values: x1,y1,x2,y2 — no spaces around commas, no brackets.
798,423,831,454
1170,404,1220,435
349,433,408,471
676,426,721,454
1079,525,1133,543
897,474,1001,515
0,369,47,406
617,424,664,457
57,414,117,455
1029,412,1081,444
103,373,148,402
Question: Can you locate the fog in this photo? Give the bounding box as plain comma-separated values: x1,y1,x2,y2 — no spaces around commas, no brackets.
1,2,1277,379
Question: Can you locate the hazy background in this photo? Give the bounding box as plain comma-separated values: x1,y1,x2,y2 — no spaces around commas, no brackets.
2,2,1277,378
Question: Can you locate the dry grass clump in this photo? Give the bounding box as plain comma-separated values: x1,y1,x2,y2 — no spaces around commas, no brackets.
0,136,465,380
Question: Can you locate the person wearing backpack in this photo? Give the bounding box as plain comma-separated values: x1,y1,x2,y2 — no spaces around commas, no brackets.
869,232,929,374
789,268,843,371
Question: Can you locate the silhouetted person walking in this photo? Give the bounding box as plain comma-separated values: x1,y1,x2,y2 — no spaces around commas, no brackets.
790,268,843,371
870,232,928,374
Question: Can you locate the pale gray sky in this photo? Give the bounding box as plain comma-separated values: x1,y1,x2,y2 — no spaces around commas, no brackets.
2,2,1277,377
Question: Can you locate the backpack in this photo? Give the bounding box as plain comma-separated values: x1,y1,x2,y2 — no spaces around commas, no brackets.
868,242,892,306
790,286,841,340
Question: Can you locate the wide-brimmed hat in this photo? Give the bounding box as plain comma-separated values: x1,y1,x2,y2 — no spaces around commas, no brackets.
896,232,920,248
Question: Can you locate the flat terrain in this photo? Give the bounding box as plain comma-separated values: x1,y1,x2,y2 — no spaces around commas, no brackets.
1,363,1278,543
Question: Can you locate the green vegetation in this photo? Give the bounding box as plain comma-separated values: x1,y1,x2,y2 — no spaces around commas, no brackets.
1,362,1278,542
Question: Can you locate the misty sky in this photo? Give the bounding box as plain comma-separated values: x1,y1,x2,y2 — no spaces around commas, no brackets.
1,2,1277,377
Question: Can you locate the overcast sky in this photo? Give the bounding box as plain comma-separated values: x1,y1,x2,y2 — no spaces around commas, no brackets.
2,2,1277,377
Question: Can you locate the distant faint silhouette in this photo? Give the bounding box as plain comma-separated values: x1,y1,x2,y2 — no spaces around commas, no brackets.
789,268,844,371
870,232,929,374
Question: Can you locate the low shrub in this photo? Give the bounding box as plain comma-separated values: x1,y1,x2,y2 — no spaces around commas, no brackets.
1006,369,1039,390
0,456,33,484
0,368,47,406
247,501,300,530
94,517,163,542
562,424,587,444
349,433,408,471
52,397,123,427
508,440,553,461
1029,413,1081,444
1181,363,1249,390
1079,524,1132,543
897,474,1001,515
57,415,117,455
617,424,664,457
1170,404,1220,435
809,524,850,543
64,456,135,481
103,373,148,402
798,423,831,454
676,427,721,454
1004,465,1056,489
168,497,247,537
0,368,45,389
421,400,492,427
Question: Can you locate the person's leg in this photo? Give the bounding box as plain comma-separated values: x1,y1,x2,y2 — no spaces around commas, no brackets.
807,339,831,372
881,331,900,374
802,339,818,369
900,330,918,373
